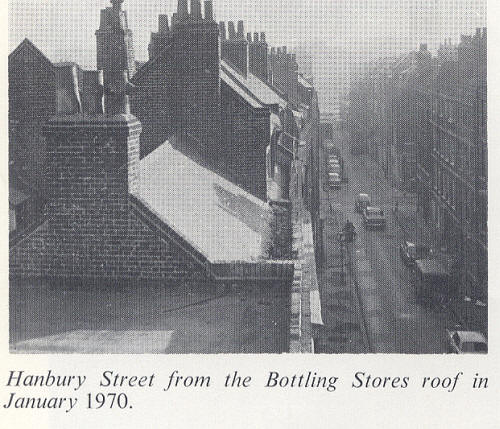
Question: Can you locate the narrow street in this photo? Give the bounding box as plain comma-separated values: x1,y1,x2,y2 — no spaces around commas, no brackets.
318,130,461,353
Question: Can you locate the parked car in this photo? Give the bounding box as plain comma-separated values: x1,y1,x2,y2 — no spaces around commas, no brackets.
328,159,340,167
355,193,371,213
328,173,342,189
328,164,341,175
362,206,386,229
400,241,430,266
446,330,487,354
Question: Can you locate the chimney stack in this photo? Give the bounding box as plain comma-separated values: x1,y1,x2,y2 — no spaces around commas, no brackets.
260,32,266,42
282,46,287,54
111,0,124,10
247,32,252,42
191,0,202,19
254,32,259,42
204,1,213,21
159,15,170,33
237,20,244,39
228,21,236,40
219,21,226,39
178,0,188,19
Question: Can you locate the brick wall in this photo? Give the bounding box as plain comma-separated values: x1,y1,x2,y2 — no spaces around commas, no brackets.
221,79,269,200
8,40,56,190
131,51,175,158
173,20,221,160
10,115,203,280
248,33,268,82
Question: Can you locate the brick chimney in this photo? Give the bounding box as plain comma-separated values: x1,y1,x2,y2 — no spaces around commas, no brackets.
178,0,189,20
248,30,268,81
219,21,226,39
173,1,221,160
42,64,143,277
190,0,202,20
96,0,136,77
221,20,248,77
149,14,173,60
204,1,213,21
228,21,236,39
159,14,169,33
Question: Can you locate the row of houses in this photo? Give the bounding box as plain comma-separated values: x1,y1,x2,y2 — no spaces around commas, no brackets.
347,28,487,303
9,0,322,345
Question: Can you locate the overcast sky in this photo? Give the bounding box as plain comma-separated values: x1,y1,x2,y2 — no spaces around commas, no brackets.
9,0,486,112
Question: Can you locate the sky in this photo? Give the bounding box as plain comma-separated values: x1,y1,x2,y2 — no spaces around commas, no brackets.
9,0,487,113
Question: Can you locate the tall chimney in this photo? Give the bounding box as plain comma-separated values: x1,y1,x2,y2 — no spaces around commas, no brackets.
228,21,236,40
178,0,188,19
204,1,213,21
237,20,244,39
159,15,169,33
191,0,202,19
219,21,226,39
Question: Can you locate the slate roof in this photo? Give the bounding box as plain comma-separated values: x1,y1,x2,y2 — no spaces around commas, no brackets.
221,60,287,109
136,139,274,263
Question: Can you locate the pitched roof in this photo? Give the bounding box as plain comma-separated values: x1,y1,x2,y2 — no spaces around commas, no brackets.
9,38,54,68
221,60,287,109
220,67,264,109
136,139,274,263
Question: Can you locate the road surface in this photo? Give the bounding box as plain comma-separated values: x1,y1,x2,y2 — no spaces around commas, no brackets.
319,130,459,353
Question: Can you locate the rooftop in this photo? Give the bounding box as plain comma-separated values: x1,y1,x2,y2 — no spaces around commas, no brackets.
221,60,287,109
136,139,274,263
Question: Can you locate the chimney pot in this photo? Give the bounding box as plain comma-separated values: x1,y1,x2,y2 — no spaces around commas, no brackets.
55,63,82,115
81,70,104,115
228,21,236,39
177,0,188,19
219,21,226,39
191,0,202,19
204,1,213,21
159,15,169,33
237,20,244,38
104,70,132,115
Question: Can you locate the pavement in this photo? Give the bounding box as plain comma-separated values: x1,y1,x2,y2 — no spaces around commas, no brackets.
9,277,290,354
